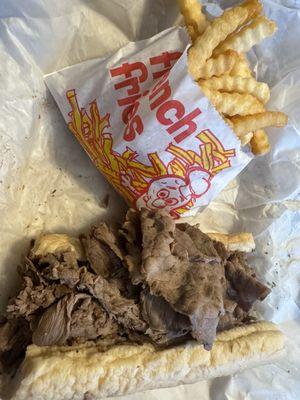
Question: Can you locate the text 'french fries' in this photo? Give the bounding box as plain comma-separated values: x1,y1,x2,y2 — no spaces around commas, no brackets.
178,0,288,155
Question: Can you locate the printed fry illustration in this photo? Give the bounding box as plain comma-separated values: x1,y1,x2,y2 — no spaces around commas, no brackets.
66,89,235,217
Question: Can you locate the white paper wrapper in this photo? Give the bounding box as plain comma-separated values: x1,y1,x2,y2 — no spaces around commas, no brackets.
0,0,299,399
45,27,250,218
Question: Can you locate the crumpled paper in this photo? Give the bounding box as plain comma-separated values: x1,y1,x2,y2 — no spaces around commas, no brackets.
0,0,299,399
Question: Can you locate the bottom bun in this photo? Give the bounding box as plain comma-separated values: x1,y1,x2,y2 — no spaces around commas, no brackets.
5,321,285,400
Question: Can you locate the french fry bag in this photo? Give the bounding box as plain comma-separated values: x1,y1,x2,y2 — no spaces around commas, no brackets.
46,27,251,218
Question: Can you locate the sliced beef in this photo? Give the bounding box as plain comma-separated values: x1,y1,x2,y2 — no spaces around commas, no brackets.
140,210,225,349
212,240,230,261
17,257,46,285
141,209,177,285
70,297,119,340
217,304,248,331
174,260,225,349
141,289,190,344
83,223,124,278
32,293,88,346
0,317,31,372
82,236,112,278
225,252,270,312
6,277,57,320
79,270,147,333
82,223,136,299
32,293,119,347
70,334,125,348
61,250,81,269
176,223,223,263
81,221,123,274
1,208,271,367
6,255,76,322
93,223,123,260
39,253,81,287
119,209,143,285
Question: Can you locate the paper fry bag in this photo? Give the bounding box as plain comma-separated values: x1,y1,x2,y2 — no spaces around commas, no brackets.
46,27,251,218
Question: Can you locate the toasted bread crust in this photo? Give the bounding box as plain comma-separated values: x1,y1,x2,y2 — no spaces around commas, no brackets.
7,321,284,400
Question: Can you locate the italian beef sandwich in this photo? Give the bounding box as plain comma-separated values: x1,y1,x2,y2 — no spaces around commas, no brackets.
0,209,285,399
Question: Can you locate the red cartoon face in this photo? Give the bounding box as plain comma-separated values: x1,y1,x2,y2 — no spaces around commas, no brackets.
144,176,192,210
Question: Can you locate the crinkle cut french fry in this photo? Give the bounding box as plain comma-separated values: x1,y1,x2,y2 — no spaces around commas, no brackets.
186,25,198,41
230,112,288,136
199,75,270,104
230,53,253,78
241,0,263,24
221,113,235,129
188,0,260,77
201,87,265,116
214,16,277,55
177,0,207,41
240,131,254,145
222,115,234,129
221,114,252,146
195,50,237,79
250,129,270,154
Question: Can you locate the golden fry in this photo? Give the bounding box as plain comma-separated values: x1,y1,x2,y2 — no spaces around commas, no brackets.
242,0,263,24
195,50,237,79
222,115,234,128
201,86,265,116
230,111,288,136
183,0,286,155
230,53,253,78
177,0,207,41
240,131,254,145
221,114,253,146
214,16,277,55
186,24,198,41
188,0,259,77
199,75,270,104
250,129,271,154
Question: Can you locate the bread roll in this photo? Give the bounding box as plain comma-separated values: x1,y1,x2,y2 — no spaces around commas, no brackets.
206,232,255,252
5,321,284,400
